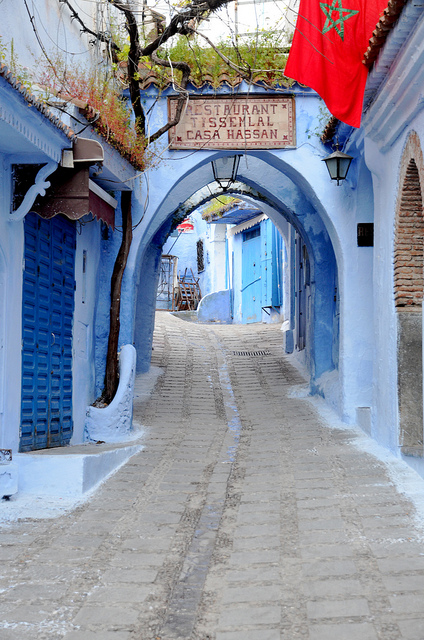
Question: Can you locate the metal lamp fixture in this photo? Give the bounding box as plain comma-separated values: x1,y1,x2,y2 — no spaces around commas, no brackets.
322,143,353,186
211,155,241,191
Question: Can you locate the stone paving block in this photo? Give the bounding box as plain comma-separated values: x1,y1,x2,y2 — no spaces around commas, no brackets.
388,593,424,614
87,584,153,604
296,488,337,499
360,515,410,529
302,559,357,577
297,518,345,531
218,604,281,628
294,470,334,480
299,530,348,545
377,556,424,573
368,541,424,557
365,527,422,540
296,497,341,509
222,584,281,604
308,622,378,640
381,573,424,592
72,605,139,627
228,549,280,565
216,630,281,640
101,567,158,583
0,604,53,624
398,618,424,639
225,566,281,583
63,631,132,639
235,524,280,537
236,511,280,525
300,544,354,559
110,552,165,567
302,578,364,597
121,536,172,551
297,507,342,520
237,501,281,515
232,535,281,551
306,598,370,619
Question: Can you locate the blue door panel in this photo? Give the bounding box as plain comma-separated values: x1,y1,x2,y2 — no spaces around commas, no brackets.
20,212,76,452
242,227,262,324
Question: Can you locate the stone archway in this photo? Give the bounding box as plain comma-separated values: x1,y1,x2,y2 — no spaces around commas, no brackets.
395,132,424,455
129,155,339,390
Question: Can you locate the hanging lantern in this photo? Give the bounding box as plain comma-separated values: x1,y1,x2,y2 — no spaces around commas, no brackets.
322,145,353,186
211,155,241,191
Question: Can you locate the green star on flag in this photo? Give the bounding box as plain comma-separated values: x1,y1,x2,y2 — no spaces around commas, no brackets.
284,0,387,126
320,0,359,40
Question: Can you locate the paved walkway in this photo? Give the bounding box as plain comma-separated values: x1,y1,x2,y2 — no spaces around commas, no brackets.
2,312,424,639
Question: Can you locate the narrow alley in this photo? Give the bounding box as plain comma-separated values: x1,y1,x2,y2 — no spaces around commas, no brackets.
2,312,424,640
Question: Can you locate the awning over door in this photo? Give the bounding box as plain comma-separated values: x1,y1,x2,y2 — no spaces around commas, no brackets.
32,168,117,228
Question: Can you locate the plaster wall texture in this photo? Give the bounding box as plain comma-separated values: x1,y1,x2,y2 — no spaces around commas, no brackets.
0,167,28,452
209,223,228,293
358,11,424,476
0,0,99,70
94,209,123,397
197,289,232,323
364,126,424,462
85,344,137,443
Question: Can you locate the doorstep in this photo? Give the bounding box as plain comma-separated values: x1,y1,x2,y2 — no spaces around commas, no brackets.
15,440,143,497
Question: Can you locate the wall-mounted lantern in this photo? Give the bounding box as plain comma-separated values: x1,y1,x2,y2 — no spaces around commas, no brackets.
211,155,241,191
322,144,353,185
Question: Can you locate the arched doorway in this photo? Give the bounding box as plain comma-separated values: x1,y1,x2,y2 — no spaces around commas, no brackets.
129,153,340,395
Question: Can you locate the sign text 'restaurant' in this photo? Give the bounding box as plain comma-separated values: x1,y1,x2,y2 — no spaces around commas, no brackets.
168,96,295,150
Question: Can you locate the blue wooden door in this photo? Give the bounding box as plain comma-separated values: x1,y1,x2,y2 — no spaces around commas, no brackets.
242,226,262,323
20,212,76,451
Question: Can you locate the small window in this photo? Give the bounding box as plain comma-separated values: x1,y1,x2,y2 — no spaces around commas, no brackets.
197,239,205,273
82,250,87,303
243,225,260,242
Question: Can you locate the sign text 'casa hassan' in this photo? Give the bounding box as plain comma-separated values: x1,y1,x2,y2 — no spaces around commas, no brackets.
168,96,296,150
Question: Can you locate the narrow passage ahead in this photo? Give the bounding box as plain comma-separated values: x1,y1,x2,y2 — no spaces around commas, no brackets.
1,312,424,640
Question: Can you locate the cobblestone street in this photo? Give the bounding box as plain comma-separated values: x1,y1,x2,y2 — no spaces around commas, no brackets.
2,312,424,639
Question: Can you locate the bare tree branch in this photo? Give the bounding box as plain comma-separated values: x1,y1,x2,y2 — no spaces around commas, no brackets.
148,50,191,144
107,0,235,144
61,0,120,63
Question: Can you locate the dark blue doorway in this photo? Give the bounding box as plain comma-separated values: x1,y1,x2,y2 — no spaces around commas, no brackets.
20,212,76,451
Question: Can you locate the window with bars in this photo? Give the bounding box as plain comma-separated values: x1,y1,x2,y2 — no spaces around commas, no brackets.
197,238,205,273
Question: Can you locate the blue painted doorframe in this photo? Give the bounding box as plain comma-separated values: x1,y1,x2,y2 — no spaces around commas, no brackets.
241,226,262,323
20,212,76,451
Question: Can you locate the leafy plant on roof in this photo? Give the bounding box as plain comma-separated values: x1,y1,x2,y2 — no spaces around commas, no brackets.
38,58,146,171
155,29,291,88
202,196,241,221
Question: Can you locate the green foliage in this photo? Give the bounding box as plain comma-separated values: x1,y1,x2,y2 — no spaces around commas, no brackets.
202,196,241,221
152,29,291,88
38,57,146,170
0,37,33,89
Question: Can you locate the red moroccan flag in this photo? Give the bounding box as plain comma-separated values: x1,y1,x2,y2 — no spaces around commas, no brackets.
284,0,387,127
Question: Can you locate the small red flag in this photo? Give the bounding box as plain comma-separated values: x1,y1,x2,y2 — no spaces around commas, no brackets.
284,0,387,127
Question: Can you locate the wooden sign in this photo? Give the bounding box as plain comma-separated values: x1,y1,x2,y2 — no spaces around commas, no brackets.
168,96,295,150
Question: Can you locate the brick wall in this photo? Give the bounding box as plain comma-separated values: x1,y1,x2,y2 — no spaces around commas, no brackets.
394,133,424,308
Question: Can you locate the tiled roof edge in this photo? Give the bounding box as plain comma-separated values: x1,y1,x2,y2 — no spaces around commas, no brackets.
0,63,75,140
320,115,340,144
363,0,408,67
